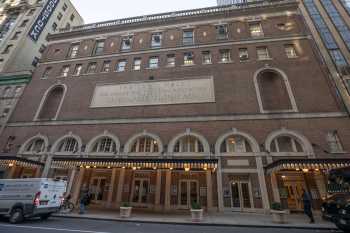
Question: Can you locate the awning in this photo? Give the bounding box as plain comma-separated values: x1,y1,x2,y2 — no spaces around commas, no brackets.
265,158,350,174
0,156,44,168
52,157,218,171
0,73,31,86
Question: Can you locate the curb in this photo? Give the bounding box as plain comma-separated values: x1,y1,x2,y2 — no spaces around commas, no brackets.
53,214,337,230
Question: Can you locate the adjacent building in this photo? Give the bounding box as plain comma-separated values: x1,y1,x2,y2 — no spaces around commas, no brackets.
298,0,350,113
0,0,83,135
217,0,256,6
0,0,349,213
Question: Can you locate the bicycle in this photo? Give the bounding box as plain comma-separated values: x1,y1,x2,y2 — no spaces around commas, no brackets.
59,196,75,213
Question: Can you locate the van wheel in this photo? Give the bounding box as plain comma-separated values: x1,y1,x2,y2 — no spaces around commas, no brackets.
40,213,51,220
9,208,24,224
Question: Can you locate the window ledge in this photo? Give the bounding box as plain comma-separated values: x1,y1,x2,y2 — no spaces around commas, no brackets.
114,70,126,73
202,62,213,65
258,58,273,61
239,60,250,63
181,64,195,67
218,61,233,64
145,67,159,70
329,151,348,154
287,56,299,59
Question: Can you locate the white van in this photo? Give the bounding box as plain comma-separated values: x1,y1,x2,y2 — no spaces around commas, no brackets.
0,178,67,223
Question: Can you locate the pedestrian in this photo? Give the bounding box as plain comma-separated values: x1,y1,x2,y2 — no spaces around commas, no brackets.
79,187,90,214
302,189,315,223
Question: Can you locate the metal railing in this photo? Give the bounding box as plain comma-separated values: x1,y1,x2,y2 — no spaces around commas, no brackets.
58,0,296,34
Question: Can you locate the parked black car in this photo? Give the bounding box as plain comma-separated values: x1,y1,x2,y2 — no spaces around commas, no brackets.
334,203,350,233
321,193,349,220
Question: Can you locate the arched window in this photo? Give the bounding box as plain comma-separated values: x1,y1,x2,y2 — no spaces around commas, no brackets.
174,135,204,153
37,85,65,120
220,135,252,153
91,137,117,153
24,138,45,153
131,136,159,153
270,136,304,153
255,69,295,112
57,137,78,153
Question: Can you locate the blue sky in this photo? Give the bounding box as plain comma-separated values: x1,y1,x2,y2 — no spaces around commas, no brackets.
70,0,217,24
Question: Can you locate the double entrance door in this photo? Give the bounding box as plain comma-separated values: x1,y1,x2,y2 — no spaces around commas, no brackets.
231,180,254,211
283,178,306,210
178,180,199,209
131,178,150,206
90,177,108,204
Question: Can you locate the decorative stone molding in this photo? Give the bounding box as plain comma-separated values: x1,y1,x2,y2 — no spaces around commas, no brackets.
123,131,164,154
85,131,121,154
167,129,210,153
264,128,314,157
215,128,260,154
50,132,83,154
19,133,49,155
253,67,298,114
33,83,67,121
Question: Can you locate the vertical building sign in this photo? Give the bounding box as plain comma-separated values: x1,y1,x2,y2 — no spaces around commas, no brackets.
28,0,60,42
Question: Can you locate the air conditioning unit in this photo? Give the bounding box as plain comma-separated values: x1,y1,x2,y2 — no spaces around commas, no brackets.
240,54,249,60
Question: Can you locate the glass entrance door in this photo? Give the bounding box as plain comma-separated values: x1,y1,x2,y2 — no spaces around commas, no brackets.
178,180,199,209
284,181,305,210
90,177,107,203
231,181,253,211
132,178,150,204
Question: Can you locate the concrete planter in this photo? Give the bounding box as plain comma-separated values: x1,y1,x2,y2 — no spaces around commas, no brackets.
271,210,288,224
191,209,203,222
120,207,132,218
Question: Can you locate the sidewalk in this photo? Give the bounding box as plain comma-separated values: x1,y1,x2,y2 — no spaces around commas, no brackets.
54,209,337,230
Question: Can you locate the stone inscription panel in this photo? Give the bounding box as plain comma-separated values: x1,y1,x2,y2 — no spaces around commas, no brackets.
90,77,215,108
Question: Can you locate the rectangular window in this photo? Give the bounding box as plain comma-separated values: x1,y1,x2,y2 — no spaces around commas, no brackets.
183,30,194,45
2,44,13,54
151,32,162,48
73,64,82,76
121,36,133,51
70,14,75,21
285,44,297,58
346,79,350,95
42,67,52,79
68,43,79,58
57,12,63,21
148,56,159,69
86,62,97,74
239,48,249,61
256,47,270,60
60,65,70,77
184,52,194,65
20,20,28,27
216,24,228,40
101,61,111,72
220,49,231,62
167,54,176,67
94,40,105,55
202,51,212,64
116,59,127,72
133,58,142,71
52,22,57,31
27,9,36,16
249,23,264,37
62,3,68,11
11,31,21,40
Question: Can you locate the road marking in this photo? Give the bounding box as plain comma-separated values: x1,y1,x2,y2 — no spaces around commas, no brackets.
0,224,111,233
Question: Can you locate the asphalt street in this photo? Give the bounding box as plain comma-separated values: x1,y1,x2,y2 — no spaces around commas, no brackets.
0,217,339,233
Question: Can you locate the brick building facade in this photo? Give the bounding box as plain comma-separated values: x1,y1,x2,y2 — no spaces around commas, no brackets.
0,0,349,213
